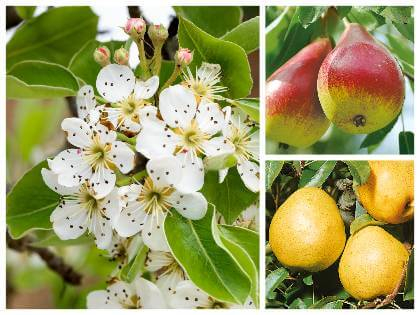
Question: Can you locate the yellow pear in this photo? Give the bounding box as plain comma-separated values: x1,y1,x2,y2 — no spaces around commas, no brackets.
357,160,414,224
269,187,346,272
339,226,409,300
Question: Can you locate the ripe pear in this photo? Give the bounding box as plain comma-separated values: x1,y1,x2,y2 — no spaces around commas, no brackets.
266,38,331,148
317,23,405,134
269,187,346,272
357,160,414,224
339,226,409,300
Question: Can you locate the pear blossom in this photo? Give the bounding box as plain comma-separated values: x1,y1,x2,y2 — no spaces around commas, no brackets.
169,280,255,309
145,250,186,298
220,106,259,192
96,64,160,133
106,233,143,273
87,277,166,309
48,118,135,198
234,202,259,231
41,168,120,249
136,84,234,192
114,156,208,251
76,85,97,121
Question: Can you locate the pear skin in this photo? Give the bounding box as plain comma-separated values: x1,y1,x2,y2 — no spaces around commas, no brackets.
357,160,414,224
266,38,331,148
317,23,405,134
269,187,346,272
339,226,409,300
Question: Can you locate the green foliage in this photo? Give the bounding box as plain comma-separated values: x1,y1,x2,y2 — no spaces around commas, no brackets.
344,161,370,186
221,17,260,53
360,117,398,151
349,214,387,235
15,6,36,20
404,250,414,300
233,98,259,122
178,17,253,99
304,161,336,187
297,6,327,28
399,131,414,154
265,161,284,190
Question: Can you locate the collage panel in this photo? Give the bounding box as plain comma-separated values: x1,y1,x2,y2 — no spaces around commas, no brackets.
266,6,414,154
5,5,260,309
265,160,414,309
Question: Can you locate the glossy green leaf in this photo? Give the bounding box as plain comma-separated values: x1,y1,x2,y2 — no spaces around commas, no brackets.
399,131,414,154
7,7,98,70
350,214,387,235
31,233,93,247
201,168,258,224
309,296,343,309
174,6,242,37
217,225,259,305
265,267,289,298
204,154,237,171
379,6,412,24
360,116,398,150
298,161,325,187
303,275,313,286
347,7,385,31
121,244,148,282
7,160,60,239
232,98,259,122
297,6,327,28
221,17,260,53
393,19,414,42
7,61,79,99
164,208,250,304
15,6,36,20
304,161,336,188
345,161,371,186
178,17,252,99
385,33,414,80
265,161,284,190
404,250,414,300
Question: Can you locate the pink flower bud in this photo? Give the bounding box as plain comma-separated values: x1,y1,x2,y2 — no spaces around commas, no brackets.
113,47,129,65
93,46,111,67
175,48,193,67
124,18,146,36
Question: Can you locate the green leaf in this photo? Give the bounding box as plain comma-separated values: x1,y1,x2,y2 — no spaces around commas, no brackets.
347,7,385,31
336,7,352,17
379,6,412,24
360,116,398,150
349,214,387,235
265,161,284,190
15,6,36,20
297,6,327,28
289,297,308,309
221,17,260,53
232,98,259,122
399,131,414,155
178,17,252,99
355,201,367,218
217,225,259,306
393,19,414,42
345,161,371,186
385,33,414,79
7,7,98,70
201,168,258,224
7,61,79,99
304,161,336,188
69,40,125,90
174,6,242,37
31,233,93,247
265,267,289,298
204,154,237,171
404,250,414,300
7,160,60,239
309,296,343,309
298,161,325,187
164,208,250,304
121,244,148,282
303,274,313,286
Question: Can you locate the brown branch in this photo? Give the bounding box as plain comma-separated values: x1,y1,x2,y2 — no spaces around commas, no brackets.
7,232,82,285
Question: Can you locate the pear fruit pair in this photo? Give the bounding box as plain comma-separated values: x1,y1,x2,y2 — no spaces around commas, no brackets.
266,23,405,147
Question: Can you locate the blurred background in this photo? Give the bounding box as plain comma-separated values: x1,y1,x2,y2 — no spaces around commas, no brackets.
6,5,260,308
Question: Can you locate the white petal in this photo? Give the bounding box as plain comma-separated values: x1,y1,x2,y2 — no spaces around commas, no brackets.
119,183,142,202
51,202,88,240
109,141,135,174
237,160,259,193
135,277,168,309
248,130,259,160
100,188,121,224
145,251,174,272
106,281,136,307
134,76,159,100
230,106,249,128
219,168,228,184
87,290,123,309
142,214,169,251
96,64,135,103
156,270,185,300
61,117,92,148
114,200,147,237
169,280,212,309
41,168,79,195
94,122,117,144
146,156,182,189
120,117,141,134
89,166,116,199
175,152,204,193
138,105,160,125
202,136,235,157
91,212,113,249
77,85,97,120
159,85,196,129
196,100,224,135
170,191,207,220
136,121,179,159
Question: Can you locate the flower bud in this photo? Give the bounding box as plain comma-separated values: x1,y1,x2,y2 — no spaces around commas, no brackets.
124,18,146,38
113,47,129,65
148,24,169,47
175,48,193,67
93,46,111,67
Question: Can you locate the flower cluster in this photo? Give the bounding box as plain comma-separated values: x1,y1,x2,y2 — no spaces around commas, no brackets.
42,18,259,309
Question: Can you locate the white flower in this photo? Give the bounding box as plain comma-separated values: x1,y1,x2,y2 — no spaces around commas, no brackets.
136,84,234,192
48,118,135,198
87,277,167,309
182,63,227,101
145,250,186,298
96,64,160,133
106,233,143,273
41,168,120,249
219,106,259,192
76,85,97,121
234,202,259,231
169,280,255,309
114,156,208,251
